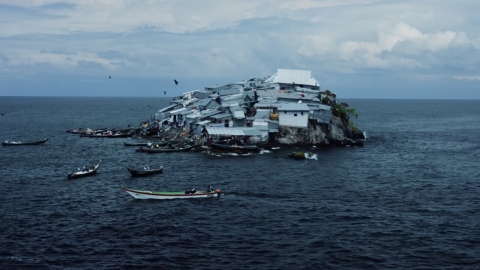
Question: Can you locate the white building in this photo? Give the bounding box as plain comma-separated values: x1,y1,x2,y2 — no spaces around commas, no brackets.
265,69,321,89
278,103,310,128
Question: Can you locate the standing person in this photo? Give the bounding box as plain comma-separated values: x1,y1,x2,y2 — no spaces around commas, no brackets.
208,185,214,192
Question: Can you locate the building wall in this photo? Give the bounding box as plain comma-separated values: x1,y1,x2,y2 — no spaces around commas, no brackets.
279,111,309,128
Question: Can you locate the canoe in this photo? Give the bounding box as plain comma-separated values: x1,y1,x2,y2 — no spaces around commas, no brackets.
122,187,221,199
147,145,194,153
127,166,163,177
124,141,170,147
66,128,85,134
208,143,260,152
80,132,134,138
2,137,49,146
67,160,101,179
124,142,149,146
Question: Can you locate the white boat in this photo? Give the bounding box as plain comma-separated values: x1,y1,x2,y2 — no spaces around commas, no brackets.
122,187,221,199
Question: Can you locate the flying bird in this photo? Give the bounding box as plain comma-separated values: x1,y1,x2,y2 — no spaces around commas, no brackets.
164,91,167,95
174,79,179,85
147,105,151,108
109,76,111,79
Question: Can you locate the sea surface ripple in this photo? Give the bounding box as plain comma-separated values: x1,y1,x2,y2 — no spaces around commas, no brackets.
0,97,479,269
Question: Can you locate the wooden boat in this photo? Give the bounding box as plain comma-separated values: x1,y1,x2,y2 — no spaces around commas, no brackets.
135,147,149,153
124,142,149,146
66,128,85,134
67,160,101,179
122,187,221,199
127,165,163,177
2,137,49,146
80,132,133,138
208,142,260,153
124,141,170,147
147,145,194,153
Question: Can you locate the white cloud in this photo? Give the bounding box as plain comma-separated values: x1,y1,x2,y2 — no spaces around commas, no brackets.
0,0,480,97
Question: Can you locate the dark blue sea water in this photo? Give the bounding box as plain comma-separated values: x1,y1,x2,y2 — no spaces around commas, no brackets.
1,97,479,269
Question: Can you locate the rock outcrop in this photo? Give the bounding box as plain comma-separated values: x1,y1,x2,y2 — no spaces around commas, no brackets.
275,117,365,147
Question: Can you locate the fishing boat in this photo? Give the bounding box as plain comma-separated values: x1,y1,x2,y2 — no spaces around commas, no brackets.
124,142,149,146
135,147,149,153
122,187,221,199
66,128,85,134
147,145,194,153
208,142,260,153
2,138,49,146
80,132,134,138
127,165,163,177
67,160,101,179
123,141,170,147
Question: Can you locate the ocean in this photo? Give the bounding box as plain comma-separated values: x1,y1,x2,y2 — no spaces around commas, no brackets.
0,97,479,269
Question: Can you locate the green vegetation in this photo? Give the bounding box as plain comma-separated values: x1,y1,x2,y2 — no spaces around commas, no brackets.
319,90,333,105
293,152,305,158
289,152,315,160
332,103,358,124
318,89,359,126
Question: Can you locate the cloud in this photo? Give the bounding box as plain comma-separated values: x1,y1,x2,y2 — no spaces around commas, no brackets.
0,0,479,98
453,75,480,81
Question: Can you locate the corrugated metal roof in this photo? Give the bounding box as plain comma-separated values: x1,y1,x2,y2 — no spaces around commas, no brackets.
218,88,241,96
265,69,320,87
179,109,196,115
158,104,178,112
233,110,245,119
196,98,213,106
254,102,279,108
210,113,232,119
196,120,211,125
306,104,331,111
205,127,263,136
278,103,310,111
194,89,213,94
169,107,187,114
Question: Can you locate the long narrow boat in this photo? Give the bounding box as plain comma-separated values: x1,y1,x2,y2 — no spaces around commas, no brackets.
127,166,163,177
67,160,101,179
66,128,85,134
80,132,134,138
2,137,49,146
123,141,170,147
208,142,260,153
122,187,221,199
147,145,194,153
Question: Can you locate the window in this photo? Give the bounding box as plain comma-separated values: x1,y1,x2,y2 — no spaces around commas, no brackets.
301,112,303,115
284,111,287,114
294,114,297,116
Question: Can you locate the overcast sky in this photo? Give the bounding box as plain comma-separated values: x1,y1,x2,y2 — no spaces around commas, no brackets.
1,0,479,99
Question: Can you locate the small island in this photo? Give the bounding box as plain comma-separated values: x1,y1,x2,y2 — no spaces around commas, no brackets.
147,68,365,150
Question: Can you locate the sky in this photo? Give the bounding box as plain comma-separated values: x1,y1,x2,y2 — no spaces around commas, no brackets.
0,0,479,99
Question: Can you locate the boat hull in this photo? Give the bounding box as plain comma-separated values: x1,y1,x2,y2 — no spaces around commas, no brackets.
122,187,220,199
147,145,194,153
208,143,260,152
124,141,170,147
80,133,133,138
127,166,163,177
67,161,101,179
2,138,49,146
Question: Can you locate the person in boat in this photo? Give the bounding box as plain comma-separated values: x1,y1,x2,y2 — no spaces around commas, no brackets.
207,185,214,192
147,141,152,148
